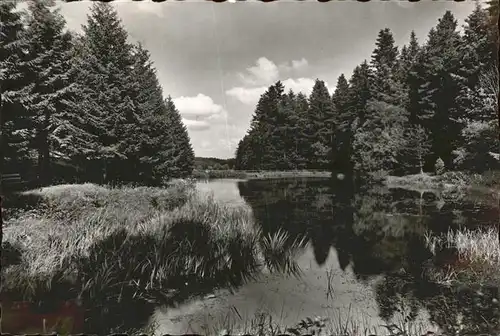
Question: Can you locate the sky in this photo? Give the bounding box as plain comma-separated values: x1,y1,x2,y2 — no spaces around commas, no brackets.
54,0,482,159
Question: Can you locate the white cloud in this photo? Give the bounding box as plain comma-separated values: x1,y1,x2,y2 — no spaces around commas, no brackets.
173,94,225,120
278,58,309,73
238,57,279,86
226,77,335,105
282,78,316,96
228,57,326,105
291,58,309,70
226,86,267,105
183,119,211,131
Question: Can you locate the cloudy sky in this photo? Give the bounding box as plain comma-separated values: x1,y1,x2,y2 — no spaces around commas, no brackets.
56,0,481,159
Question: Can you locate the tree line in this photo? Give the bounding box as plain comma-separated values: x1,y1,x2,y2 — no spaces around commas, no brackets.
1,0,195,187
235,4,499,179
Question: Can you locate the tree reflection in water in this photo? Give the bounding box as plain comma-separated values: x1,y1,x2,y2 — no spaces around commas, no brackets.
238,177,500,334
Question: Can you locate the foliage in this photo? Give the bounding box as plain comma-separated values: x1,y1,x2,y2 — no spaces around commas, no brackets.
1,2,194,187
435,158,445,176
234,7,496,182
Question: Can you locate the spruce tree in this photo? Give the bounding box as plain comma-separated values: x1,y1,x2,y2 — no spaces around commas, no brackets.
348,61,372,130
409,11,463,170
278,89,300,169
353,29,409,177
24,0,86,185
294,92,310,169
397,31,420,115
246,82,285,170
0,1,33,180
307,79,335,170
130,43,171,184
164,97,195,178
75,2,139,183
331,74,354,175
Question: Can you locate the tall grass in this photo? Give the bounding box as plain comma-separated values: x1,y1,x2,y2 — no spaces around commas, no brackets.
196,308,434,336
424,228,500,285
1,182,305,333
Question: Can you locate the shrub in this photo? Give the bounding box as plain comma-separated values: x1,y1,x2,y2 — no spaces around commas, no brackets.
435,158,445,176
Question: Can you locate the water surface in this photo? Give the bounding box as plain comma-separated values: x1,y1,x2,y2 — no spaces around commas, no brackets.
152,177,500,335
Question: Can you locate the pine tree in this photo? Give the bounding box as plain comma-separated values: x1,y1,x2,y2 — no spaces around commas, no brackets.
75,2,139,184
23,0,88,185
409,11,463,170
397,31,420,115
129,43,170,184
370,28,405,107
245,81,285,170
163,97,195,179
353,29,409,177
278,89,300,169
307,79,335,170
331,74,354,175
294,92,310,169
0,1,33,180
348,61,372,130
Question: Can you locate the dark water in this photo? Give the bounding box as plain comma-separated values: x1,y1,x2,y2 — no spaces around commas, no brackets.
154,177,500,335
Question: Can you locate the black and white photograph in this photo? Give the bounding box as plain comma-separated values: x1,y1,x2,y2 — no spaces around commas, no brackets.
1,0,499,334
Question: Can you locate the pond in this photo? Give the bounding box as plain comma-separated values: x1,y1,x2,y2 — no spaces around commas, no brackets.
150,177,500,335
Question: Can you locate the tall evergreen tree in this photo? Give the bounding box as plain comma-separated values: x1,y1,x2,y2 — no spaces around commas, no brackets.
397,31,420,115
453,5,499,172
277,89,300,169
130,43,171,184
163,97,195,178
75,2,140,183
331,74,354,174
348,61,372,130
0,1,33,180
307,79,335,169
24,0,85,185
353,29,409,177
370,28,404,107
409,11,463,170
294,92,310,169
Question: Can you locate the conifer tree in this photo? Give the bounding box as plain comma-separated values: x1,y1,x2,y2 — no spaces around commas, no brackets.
331,74,353,174
307,79,335,169
452,5,498,172
0,1,33,179
408,11,463,170
397,31,420,115
278,89,300,169
75,2,139,183
24,0,85,185
164,97,195,178
294,92,310,169
348,61,372,130
353,29,409,177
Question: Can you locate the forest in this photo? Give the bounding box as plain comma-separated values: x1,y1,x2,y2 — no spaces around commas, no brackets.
235,3,499,180
1,0,195,187
1,1,499,189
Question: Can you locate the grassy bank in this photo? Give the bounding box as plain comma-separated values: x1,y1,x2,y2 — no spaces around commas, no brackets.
425,228,500,286
192,169,331,180
1,182,303,334
385,171,500,193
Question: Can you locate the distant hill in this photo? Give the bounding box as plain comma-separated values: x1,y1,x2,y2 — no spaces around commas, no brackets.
194,157,236,170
